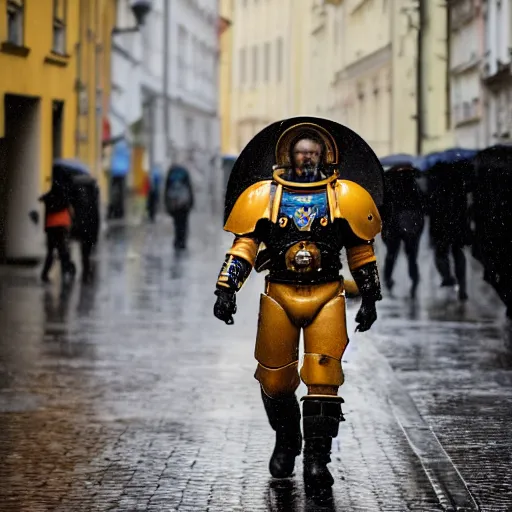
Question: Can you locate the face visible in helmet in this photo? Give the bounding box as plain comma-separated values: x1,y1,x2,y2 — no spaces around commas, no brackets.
292,138,323,182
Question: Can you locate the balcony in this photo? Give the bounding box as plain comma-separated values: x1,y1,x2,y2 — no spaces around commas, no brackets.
481,54,512,87
453,98,481,127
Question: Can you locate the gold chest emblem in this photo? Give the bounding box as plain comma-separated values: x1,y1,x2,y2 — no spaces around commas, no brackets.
285,241,322,273
293,206,317,231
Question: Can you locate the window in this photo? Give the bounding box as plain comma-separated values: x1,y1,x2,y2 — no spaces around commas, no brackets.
276,37,283,82
264,42,270,81
252,45,258,83
240,47,246,84
53,0,67,54
201,41,207,80
7,0,24,46
178,25,188,89
185,117,194,145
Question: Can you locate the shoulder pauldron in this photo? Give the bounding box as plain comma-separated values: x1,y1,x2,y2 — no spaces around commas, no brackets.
224,178,381,241
223,181,273,235
329,180,382,240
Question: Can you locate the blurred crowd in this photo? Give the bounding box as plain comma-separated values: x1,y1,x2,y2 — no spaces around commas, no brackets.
35,159,195,287
380,145,512,319
38,143,512,321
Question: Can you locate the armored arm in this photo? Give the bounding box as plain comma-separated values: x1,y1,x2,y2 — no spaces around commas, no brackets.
346,241,382,332
335,180,383,332
214,236,260,324
346,243,382,303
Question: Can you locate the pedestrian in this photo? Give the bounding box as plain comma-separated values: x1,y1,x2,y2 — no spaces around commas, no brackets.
39,183,75,284
164,165,194,249
146,167,161,223
69,174,100,284
427,161,472,301
213,118,384,501
381,165,425,298
472,145,512,318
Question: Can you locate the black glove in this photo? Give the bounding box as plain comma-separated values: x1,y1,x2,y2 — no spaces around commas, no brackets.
214,289,237,325
355,298,377,332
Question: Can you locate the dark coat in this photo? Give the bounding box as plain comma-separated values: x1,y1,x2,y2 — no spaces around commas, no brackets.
426,161,472,246
381,168,425,241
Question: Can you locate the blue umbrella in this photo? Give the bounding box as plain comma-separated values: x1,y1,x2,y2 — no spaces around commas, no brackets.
52,158,92,188
53,158,90,174
379,153,418,168
415,148,479,172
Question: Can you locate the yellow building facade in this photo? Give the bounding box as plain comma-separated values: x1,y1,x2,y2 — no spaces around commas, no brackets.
219,0,233,155
76,0,117,197
221,0,453,159
420,1,454,153
324,0,394,157
229,0,309,153
0,0,117,261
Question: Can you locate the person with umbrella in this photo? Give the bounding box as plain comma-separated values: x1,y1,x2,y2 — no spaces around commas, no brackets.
53,159,101,284
421,149,477,301
472,145,512,318
380,162,425,298
39,180,75,284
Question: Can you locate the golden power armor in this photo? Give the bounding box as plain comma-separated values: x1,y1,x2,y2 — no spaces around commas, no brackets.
213,117,384,498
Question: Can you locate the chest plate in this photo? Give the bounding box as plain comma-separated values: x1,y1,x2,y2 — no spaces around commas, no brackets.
279,190,329,231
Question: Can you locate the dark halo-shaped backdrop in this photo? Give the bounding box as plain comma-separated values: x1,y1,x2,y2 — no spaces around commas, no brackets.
223,116,385,224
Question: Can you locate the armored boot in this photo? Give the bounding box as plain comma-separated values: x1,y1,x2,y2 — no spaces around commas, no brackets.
261,388,302,478
302,396,344,498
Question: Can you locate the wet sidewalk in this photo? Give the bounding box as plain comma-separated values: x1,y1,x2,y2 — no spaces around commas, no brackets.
0,214,510,511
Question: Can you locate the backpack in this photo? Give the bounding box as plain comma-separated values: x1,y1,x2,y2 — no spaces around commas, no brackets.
165,179,191,213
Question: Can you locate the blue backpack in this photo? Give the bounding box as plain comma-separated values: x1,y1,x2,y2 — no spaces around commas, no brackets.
165,169,191,214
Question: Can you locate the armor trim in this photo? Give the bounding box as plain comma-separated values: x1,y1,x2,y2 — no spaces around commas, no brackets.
270,183,283,223
216,254,253,291
227,237,260,267
273,169,338,188
334,180,382,240
346,244,377,271
224,180,272,235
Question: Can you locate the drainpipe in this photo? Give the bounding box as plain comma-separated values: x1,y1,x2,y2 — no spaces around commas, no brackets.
75,0,82,157
95,0,102,176
416,0,425,155
390,0,395,154
163,0,170,163
446,0,451,133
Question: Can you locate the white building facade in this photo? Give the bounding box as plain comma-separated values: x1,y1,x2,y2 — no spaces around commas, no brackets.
167,0,221,212
111,0,221,210
110,0,166,185
449,0,485,148
482,0,512,146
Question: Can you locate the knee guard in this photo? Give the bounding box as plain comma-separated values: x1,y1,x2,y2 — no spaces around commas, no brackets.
255,362,300,399
300,354,344,389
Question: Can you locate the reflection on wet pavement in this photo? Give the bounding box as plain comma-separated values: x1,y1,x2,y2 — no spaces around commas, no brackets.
0,214,510,510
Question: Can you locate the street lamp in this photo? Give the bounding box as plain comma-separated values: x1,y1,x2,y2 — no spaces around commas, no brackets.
112,0,152,35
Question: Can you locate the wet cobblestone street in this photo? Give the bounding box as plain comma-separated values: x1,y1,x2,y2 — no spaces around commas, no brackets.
0,214,511,511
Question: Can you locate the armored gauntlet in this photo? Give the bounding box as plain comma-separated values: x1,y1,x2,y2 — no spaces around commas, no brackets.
351,261,382,332
213,237,259,325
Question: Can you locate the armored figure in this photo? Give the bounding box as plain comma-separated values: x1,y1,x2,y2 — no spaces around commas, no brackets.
213,118,384,497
